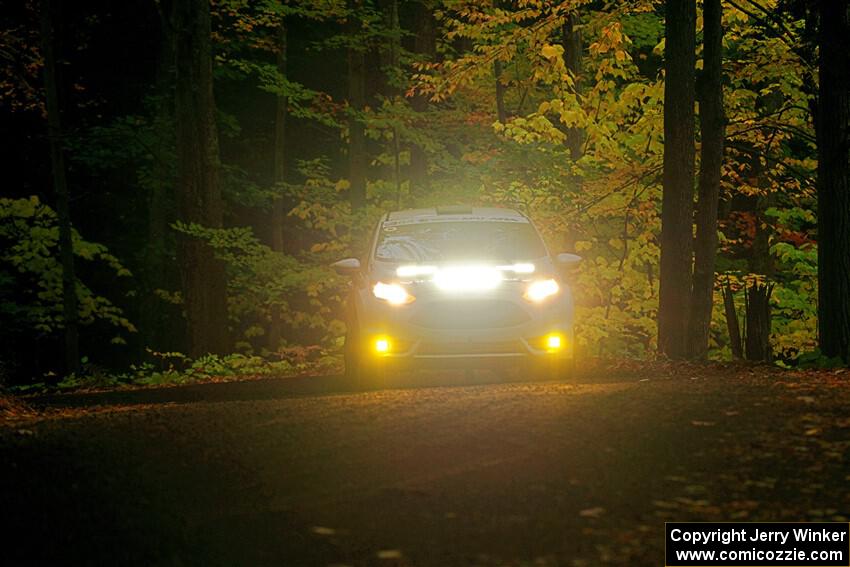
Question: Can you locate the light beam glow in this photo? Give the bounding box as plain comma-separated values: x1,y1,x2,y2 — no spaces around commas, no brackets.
545,333,563,350
396,265,437,278
525,279,560,302
433,266,502,292
373,282,415,305
500,262,535,274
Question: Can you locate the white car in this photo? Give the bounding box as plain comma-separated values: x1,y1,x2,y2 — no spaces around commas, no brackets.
333,206,580,387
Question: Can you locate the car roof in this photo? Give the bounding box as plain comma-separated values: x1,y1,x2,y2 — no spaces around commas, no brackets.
384,206,529,225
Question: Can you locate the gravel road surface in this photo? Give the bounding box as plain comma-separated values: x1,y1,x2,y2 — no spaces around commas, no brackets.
3,370,848,566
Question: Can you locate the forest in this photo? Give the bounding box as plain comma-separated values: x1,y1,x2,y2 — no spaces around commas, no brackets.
1,0,849,388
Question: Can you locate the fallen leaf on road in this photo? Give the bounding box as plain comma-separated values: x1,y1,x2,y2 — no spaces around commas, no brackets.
377,549,403,559
311,526,336,536
579,507,605,518
691,420,715,427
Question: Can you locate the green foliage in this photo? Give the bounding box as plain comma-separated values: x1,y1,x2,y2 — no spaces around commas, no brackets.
212,0,346,128
172,221,344,350
2,0,827,383
791,349,845,370
620,12,663,51
411,0,816,361
770,241,818,360
415,1,667,357
13,350,341,393
0,196,136,337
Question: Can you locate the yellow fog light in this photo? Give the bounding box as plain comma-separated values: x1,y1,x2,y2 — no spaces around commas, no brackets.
374,337,391,354
545,333,564,352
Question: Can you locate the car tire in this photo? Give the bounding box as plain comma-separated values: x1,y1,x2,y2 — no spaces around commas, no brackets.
348,355,386,391
558,357,576,381
343,334,359,383
524,357,574,382
358,359,387,390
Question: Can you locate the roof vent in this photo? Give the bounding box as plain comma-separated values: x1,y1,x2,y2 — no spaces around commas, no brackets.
435,205,473,215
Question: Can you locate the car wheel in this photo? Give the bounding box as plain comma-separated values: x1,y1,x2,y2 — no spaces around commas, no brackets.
358,358,387,390
524,357,574,382
558,357,576,381
343,315,362,382
343,332,359,382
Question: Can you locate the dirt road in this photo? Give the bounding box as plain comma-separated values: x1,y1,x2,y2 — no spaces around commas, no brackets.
2,369,848,566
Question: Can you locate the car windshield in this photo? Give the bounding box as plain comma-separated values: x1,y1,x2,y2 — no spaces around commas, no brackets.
375,220,547,263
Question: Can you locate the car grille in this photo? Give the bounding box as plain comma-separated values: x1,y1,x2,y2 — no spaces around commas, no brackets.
410,300,530,329
417,340,525,356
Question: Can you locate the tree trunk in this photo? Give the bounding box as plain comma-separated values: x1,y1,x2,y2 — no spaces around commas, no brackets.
173,0,229,357
816,0,850,363
658,0,696,359
347,0,367,209
494,60,507,124
379,0,400,94
409,0,435,203
722,281,743,359
271,21,287,254
562,12,584,160
40,0,79,374
751,193,775,277
381,0,402,207
560,11,584,254
744,281,774,362
141,0,176,355
268,19,288,353
687,0,724,359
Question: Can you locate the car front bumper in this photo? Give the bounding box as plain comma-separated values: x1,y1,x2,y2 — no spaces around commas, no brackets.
355,283,574,366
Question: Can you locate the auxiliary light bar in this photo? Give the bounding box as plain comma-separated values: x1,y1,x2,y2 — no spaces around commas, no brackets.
396,262,535,279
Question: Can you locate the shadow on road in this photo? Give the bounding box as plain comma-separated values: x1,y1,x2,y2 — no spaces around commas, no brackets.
27,367,636,410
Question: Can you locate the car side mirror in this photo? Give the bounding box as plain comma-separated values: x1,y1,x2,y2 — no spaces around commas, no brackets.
331,258,361,275
556,253,582,266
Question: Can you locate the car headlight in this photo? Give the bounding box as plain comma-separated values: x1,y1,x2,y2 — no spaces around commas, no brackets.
373,282,415,305
524,278,560,302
